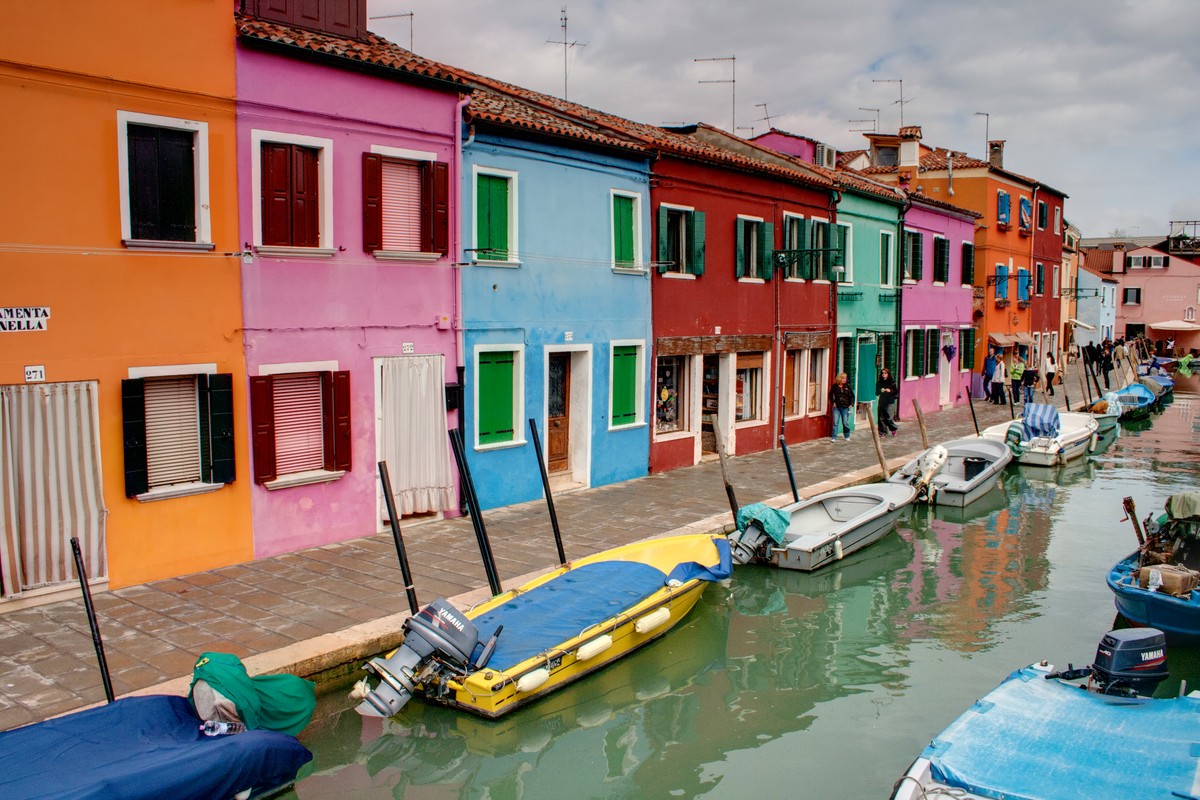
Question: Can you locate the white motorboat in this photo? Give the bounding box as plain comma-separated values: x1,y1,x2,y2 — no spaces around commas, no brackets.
979,404,1099,467
729,483,916,572
888,437,1012,508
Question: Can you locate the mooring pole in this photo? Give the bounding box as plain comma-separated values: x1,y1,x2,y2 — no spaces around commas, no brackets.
377,461,420,615
448,429,503,596
965,385,980,436
71,537,114,703
528,419,567,565
713,427,740,525
778,435,800,502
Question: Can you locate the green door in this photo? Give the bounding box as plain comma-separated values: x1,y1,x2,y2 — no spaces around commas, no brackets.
857,340,878,403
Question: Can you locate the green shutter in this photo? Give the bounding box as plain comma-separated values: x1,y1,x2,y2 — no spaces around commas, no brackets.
796,217,811,279
927,332,940,376
935,238,949,283
735,219,746,278
760,221,775,279
477,174,509,260
842,338,856,396
913,329,926,375
656,204,670,272
611,346,638,425
689,211,706,275
961,328,977,371
613,195,634,267
912,233,924,281
962,242,975,284
478,351,515,444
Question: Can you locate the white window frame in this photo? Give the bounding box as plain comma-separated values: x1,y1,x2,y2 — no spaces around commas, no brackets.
1150,255,1166,269
1128,255,1145,269
658,202,696,278
608,339,646,431
736,214,765,283
250,129,336,254
258,359,345,489
805,348,829,417
903,327,921,380
782,212,807,282
117,111,212,247
1037,200,1048,230
1052,264,1060,298
810,215,831,283
369,144,440,261
902,228,921,284
472,164,520,267
734,351,769,428
473,343,526,450
610,189,644,273
1053,206,1062,234
654,353,692,438
880,230,895,287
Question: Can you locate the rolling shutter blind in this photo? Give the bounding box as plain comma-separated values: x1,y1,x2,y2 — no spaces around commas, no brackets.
272,373,324,475
478,351,515,444
612,346,638,425
144,376,200,488
613,196,635,267
382,159,422,251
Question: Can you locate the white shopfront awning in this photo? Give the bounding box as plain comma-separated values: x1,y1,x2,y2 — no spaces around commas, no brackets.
1149,319,1200,332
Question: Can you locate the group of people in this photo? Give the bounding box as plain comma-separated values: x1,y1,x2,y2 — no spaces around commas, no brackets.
827,367,900,442
981,348,1059,406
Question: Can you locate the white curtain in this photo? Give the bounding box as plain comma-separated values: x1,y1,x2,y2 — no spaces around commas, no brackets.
0,382,107,598
380,356,455,515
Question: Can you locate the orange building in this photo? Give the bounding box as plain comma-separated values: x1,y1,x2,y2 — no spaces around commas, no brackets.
0,2,250,599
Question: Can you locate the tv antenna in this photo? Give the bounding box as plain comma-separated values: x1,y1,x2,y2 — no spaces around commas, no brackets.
858,107,880,132
755,102,774,130
546,7,587,100
849,119,876,133
369,11,413,50
695,55,736,132
872,79,911,127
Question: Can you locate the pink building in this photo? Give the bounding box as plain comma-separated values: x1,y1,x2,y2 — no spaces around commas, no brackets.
1112,245,1200,354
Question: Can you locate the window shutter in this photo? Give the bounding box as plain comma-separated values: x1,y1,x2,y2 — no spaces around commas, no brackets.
1036,264,1045,295
656,205,670,272
427,161,449,254
760,221,774,279
913,330,926,375
477,174,509,260
122,378,149,497
841,339,856,394
998,192,1011,224
612,195,634,267
934,239,949,283
965,328,977,370
1125,255,1133,270
962,243,975,284
250,376,277,484
1018,271,1030,301
292,145,320,248
382,159,422,251
205,373,236,485
322,370,352,472
831,224,845,268
362,152,383,252
128,124,196,242
261,142,293,247
795,217,811,279
144,376,201,488
689,211,706,275
735,219,746,278
612,346,638,424
478,351,515,444
926,333,940,376
912,233,924,281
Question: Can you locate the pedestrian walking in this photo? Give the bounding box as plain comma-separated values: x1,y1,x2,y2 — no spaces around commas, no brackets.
983,347,997,400
991,355,1008,405
1044,352,1057,397
1101,343,1114,389
1010,355,1026,405
829,372,855,442
876,367,899,437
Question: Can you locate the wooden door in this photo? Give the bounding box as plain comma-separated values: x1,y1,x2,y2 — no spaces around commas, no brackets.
547,353,570,473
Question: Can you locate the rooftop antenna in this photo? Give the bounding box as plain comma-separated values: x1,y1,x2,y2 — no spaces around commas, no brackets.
546,7,586,100
755,102,774,130
849,119,876,133
736,126,756,138
859,107,880,132
369,11,413,50
974,112,989,159
695,55,736,132
872,79,909,127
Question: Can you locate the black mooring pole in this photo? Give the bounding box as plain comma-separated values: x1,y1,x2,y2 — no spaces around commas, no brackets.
527,419,567,565
965,385,980,436
71,537,114,704
778,435,800,502
713,428,740,524
448,429,502,596
377,461,419,615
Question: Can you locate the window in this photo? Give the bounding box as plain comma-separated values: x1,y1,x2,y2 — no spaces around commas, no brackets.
1019,197,1032,231
655,355,688,433
1017,269,1031,302
243,0,365,40
880,231,894,286
250,370,351,485
812,221,847,281
806,348,828,415
611,343,644,428
994,264,1009,300
657,205,706,275
783,214,807,280
834,222,851,282
961,242,975,285
904,329,926,378
1150,255,1166,269
997,191,1011,226
1035,263,1045,295
362,151,449,256
118,112,210,246
121,371,234,498
1186,307,1195,322
253,130,334,251
932,236,950,284
475,168,517,262
926,330,941,376
783,350,803,417
612,192,641,270
1037,200,1048,230
958,328,977,371
1054,207,1062,234
903,230,923,282
836,336,855,391
736,217,774,279
1123,287,1142,305
1052,264,1060,298
735,352,763,422
1126,255,1144,269
476,348,521,446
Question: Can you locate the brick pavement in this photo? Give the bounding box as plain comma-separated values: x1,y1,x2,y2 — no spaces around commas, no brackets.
0,370,1080,732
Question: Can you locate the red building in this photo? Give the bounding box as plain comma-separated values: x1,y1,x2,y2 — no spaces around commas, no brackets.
1030,185,1068,364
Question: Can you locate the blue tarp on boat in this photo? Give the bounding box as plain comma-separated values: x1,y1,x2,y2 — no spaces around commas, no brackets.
0,695,312,800
472,540,731,672
1022,403,1060,440
922,665,1200,800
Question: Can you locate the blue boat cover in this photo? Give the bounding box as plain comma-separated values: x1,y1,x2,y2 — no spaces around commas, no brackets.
1117,382,1156,409
922,666,1200,800
472,540,731,672
1021,403,1060,440
0,695,312,800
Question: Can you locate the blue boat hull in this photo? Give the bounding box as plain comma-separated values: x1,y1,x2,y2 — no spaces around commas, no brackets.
1107,552,1200,639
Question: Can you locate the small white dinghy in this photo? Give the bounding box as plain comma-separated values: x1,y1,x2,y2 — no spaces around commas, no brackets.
979,404,1099,467
888,437,1012,508
730,483,916,572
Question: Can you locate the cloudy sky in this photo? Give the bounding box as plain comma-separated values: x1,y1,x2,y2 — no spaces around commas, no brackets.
367,0,1199,238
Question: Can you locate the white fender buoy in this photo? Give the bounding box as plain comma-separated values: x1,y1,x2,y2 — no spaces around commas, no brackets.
516,667,550,693
634,607,671,634
576,635,613,661
834,538,845,560
1087,433,1099,454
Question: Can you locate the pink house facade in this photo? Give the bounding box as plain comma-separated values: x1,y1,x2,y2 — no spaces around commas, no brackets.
235,16,468,557
1112,245,1200,354
899,197,980,412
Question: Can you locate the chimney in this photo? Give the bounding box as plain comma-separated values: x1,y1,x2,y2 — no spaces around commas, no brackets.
988,140,1005,169
898,125,922,185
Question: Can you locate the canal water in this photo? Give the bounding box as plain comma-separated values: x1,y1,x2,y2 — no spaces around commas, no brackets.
283,385,1200,800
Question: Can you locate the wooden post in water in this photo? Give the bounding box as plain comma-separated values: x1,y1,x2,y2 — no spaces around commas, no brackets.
867,418,890,479
713,427,740,526
1076,349,1091,407
378,461,420,615
910,398,930,450
965,385,980,436
527,419,567,566
71,537,114,704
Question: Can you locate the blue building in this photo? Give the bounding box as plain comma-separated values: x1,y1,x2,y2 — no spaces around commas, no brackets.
458,82,653,508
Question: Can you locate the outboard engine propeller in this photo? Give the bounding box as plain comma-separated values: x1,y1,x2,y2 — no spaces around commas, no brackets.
729,526,771,565
910,445,948,503
1045,627,1169,698
356,599,480,718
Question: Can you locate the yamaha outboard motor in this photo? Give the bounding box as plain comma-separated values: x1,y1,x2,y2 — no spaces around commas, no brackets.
1091,627,1168,697
729,526,771,565
356,599,480,718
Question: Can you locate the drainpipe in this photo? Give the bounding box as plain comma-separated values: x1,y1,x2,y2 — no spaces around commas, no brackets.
895,190,912,418
453,94,471,515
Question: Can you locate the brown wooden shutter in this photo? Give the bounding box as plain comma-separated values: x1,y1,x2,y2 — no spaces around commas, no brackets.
292,145,320,247
423,161,450,254
363,152,383,252
321,370,352,471
250,376,277,484
261,142,292,247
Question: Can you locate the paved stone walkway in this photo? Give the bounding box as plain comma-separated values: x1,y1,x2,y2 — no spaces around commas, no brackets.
0,370,1084,731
